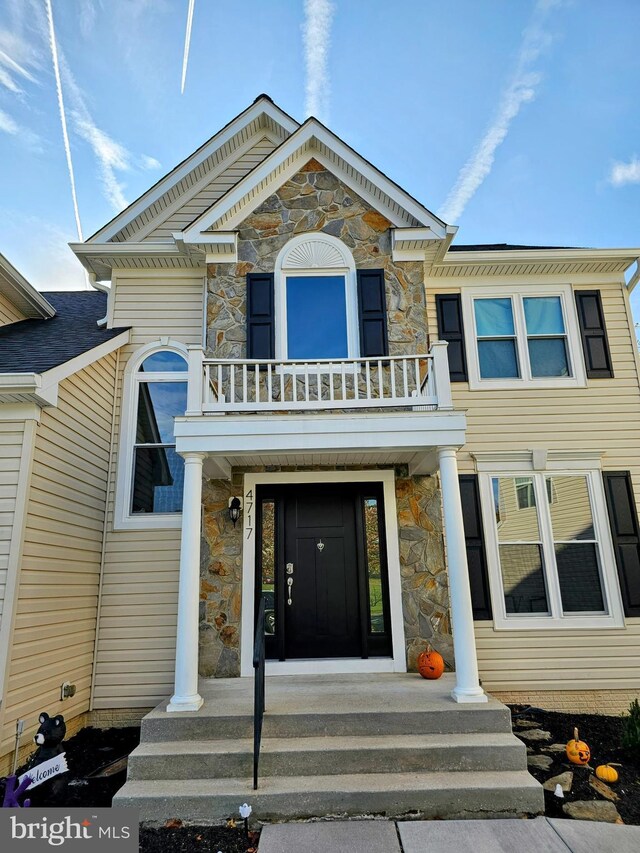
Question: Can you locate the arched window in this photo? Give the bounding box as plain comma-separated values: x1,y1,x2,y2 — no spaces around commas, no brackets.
116,343,188,528
275,233,359,360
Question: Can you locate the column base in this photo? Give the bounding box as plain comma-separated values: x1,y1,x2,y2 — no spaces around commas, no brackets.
167,693,204,713
451,685,488,704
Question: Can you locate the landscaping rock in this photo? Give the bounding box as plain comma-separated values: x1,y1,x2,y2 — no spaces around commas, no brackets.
590,775,620,802
541,743,567,754
543,771,573,793
563,800,623,823
517,729,552,742
515,719,540,728
528,754,553,770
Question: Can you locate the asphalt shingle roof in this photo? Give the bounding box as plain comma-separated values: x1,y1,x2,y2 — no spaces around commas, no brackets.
0,291,128,374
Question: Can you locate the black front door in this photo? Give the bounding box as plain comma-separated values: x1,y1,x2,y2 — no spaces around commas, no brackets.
284,485,361,658
256,482,392,661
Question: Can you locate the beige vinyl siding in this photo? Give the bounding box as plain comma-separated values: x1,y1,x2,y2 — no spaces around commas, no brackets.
110,271,205,346
427,276,640,694
142,137,277,242
94,271,204,709
0,293,24,325
0,420,27,627
0,355,118,756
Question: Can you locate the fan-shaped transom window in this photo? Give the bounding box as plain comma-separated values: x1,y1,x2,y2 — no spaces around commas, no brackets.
275,234,359,361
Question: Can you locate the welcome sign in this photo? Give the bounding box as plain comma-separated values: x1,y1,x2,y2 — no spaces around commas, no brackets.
18,753,68,789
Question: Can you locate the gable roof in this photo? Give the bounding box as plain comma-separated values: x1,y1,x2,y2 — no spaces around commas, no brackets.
0,292,128,374
181,116,448,238
0,253,55,320
89,96,299,244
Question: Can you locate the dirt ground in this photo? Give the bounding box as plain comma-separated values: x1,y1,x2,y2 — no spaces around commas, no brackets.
510,705,640,825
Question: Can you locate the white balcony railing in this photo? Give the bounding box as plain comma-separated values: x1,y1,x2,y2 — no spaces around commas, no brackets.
185,341,453,415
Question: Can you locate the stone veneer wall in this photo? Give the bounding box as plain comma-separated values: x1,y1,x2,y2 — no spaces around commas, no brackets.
206,159,427,358
199,467,452,678
199,158,451,677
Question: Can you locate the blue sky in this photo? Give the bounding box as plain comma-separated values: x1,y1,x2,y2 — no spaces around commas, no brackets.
0,0,639,315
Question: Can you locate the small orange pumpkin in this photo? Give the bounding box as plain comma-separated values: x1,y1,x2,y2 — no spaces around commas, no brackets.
595,764,619,783
417,649,445,680
566,727,591,765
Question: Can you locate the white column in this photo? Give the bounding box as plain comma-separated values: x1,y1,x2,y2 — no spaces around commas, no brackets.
438,447,488,703
167,451,206,712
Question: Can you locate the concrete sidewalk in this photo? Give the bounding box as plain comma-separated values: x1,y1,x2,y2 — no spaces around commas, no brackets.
258,817,640,853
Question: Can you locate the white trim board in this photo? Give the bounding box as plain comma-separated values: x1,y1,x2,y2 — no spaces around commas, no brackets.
181,119,447,239
88,98,299,243
239,470,407,677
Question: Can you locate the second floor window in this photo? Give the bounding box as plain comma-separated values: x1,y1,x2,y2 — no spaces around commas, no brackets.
462,286,586,390
474,295,571,379
285,273,349,360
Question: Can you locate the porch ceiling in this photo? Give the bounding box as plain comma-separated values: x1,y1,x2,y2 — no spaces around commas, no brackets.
175,410,466,479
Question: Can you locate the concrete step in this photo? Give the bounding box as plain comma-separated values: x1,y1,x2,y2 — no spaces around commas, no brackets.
128,732,526,780
114,769,544,822
141,706,513,742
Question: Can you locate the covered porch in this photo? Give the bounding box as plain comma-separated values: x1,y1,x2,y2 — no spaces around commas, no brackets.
165,339,488,712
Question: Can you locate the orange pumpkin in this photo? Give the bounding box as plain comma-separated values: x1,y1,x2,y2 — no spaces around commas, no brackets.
566,727,591,766
417,649,445,680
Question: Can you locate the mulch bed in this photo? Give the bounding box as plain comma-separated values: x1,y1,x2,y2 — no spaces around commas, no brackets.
509,705,640,825
0,725,259,852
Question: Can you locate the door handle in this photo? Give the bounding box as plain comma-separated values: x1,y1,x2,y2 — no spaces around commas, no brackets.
287,576,293,606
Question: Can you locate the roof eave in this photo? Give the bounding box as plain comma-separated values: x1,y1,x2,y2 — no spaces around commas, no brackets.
0,255,56,319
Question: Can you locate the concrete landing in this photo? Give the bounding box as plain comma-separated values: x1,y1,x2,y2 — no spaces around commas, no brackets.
259,818,640,853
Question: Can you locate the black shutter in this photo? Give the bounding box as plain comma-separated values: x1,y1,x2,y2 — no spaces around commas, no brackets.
357,269,388,357
246,273,274,359
435,294,468,382
459,474,492,620
603,471,640,617
575,290,613,378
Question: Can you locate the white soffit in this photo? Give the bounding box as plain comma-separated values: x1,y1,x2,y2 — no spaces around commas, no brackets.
434,248,640,279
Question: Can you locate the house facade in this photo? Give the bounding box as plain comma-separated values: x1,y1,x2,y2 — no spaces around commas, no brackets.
1,96,639,778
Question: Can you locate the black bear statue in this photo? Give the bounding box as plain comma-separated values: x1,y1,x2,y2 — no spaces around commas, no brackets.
27,713,66,768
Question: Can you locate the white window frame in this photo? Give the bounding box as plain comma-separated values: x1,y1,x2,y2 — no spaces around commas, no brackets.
461,284,586,390
114,340,189,531
274,233,359,363
478,464,625,630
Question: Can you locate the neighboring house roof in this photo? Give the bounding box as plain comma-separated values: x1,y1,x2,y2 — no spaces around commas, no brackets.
0,291,128,374
0,253,56,319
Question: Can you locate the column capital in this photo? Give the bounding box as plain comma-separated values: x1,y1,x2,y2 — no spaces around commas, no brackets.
438,446,461,458
179,450,207,463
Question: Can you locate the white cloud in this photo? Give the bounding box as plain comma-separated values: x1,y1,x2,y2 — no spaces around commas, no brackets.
438,0,563,223
0,107,18,134
141,154,162,170
302,0,334,122
609,157,640,187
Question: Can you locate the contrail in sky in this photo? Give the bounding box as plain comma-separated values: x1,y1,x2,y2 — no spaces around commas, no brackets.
45,0,83,241
438,0,562,224
181,0,196,94
303,0,334,121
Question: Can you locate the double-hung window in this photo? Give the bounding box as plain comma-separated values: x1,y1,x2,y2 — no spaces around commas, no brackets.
480,470,624,628
463,287,585,389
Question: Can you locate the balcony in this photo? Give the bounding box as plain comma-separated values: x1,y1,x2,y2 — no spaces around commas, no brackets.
185,341,453,416
175,341,465,478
